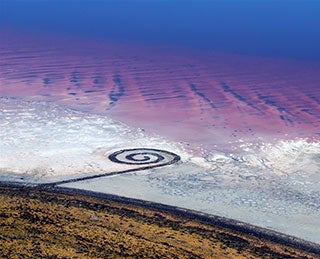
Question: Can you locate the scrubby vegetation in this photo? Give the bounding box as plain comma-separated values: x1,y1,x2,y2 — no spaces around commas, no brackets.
0,187,317,258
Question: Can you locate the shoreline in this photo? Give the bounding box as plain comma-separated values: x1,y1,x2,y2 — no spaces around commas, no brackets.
1,181,319,257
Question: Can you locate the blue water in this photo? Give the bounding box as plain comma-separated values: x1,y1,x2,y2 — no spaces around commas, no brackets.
1,0,320,60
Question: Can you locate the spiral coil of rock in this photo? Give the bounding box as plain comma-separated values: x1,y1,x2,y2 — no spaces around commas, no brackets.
108,148,180,166
38,148,180,187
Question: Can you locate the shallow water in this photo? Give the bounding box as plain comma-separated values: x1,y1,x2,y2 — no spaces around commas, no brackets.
1,1,320,244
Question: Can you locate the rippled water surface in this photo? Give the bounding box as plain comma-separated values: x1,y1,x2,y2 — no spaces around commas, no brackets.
1,1,320,244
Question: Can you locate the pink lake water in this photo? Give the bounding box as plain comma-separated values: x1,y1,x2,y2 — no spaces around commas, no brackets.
1,31,319,149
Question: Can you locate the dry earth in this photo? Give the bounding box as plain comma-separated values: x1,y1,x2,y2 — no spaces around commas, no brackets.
0,186,318,258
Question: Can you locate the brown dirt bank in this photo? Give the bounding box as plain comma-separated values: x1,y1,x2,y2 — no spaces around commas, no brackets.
0,184,319,258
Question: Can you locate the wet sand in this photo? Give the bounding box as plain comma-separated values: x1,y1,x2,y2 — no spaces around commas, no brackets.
0,183,319,258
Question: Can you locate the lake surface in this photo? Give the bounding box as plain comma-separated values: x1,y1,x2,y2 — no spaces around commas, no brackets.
0,1,319,243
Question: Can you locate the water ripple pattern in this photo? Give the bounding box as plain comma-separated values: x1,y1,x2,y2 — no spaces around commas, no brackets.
0,31,319,153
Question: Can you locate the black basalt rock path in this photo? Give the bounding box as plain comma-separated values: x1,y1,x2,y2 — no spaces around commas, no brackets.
38,148,181,187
